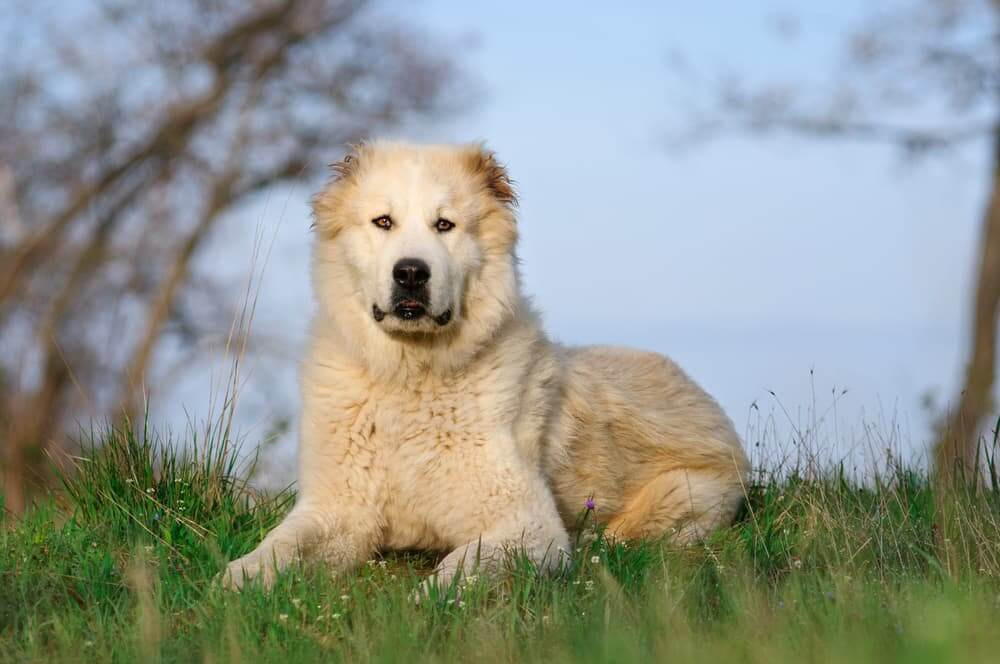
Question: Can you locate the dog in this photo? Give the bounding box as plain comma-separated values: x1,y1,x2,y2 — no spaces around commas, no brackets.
222,142,749,591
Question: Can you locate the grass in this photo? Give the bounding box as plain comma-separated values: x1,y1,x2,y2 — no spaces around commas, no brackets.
3,425,1000,663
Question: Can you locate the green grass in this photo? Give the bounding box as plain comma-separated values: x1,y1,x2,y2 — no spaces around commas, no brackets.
3,426,1000,663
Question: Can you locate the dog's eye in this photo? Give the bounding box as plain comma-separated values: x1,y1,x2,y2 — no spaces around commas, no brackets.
435,218,455,233
371,215,393,231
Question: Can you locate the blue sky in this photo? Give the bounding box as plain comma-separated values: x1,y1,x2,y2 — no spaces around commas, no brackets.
162,1,985,480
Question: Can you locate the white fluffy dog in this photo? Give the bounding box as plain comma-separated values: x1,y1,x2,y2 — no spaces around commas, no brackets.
223,142,749,591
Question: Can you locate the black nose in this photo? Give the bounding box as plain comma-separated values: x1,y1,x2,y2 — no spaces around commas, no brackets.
393,258,430,289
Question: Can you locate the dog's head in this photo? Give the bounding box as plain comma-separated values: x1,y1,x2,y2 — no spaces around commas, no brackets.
311,142,518,340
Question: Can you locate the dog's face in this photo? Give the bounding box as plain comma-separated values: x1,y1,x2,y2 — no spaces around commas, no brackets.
312,142,517,338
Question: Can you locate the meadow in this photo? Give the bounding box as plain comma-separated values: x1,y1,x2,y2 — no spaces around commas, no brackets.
3,423,1000,663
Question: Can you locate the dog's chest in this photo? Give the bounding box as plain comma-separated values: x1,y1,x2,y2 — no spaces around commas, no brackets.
375,380,478,437
370,382,502,549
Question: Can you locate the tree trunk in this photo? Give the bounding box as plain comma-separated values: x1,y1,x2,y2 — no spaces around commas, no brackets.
2,365,67,517
934,128,1000,482
2,438,26,517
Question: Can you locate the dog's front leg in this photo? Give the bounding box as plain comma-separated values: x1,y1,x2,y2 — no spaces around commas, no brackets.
221,501,377,590
223,391,384,590
421,471,570,596
221,502,329,590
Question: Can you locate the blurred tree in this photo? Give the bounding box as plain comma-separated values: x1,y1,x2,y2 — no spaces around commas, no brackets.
0,0,467,514
678,0,998,482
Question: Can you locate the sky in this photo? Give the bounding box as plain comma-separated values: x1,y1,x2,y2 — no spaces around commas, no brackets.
160,1,986,483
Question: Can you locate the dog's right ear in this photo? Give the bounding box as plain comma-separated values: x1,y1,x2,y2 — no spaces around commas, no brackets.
463,144,518,209
311,145,365,237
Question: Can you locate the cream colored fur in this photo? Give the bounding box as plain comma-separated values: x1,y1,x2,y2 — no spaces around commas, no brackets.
222,142,749,592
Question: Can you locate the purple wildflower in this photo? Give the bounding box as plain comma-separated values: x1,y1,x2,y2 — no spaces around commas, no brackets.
585,497,595,511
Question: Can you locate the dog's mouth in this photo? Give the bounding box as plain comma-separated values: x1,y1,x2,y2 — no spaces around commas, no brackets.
394,298,426,320
372,302,452,327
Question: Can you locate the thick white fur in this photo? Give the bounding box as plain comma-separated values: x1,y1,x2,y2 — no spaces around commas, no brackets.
223,142,749,592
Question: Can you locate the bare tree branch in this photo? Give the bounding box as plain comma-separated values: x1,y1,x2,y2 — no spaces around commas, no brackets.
675,0,1000,481
0,0,468,513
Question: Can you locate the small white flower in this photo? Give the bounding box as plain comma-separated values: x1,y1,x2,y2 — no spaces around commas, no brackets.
585,580,594,591
331,613,342,619
591,555,600,564
340,594,349,602
278,614,289,622
291,598,301,607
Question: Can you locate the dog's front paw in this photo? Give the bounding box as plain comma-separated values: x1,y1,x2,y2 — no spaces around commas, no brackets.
220,553,277,591
412,564,460,604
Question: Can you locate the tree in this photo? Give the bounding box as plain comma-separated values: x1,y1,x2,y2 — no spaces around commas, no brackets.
679,0,999,482
0,0,467,514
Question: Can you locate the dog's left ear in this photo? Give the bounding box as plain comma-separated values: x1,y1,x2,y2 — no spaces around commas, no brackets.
464,145,517,209
328,142,366,184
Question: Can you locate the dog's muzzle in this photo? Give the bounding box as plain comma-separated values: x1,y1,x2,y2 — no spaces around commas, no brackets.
370,257,452,326
372,302,452,326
